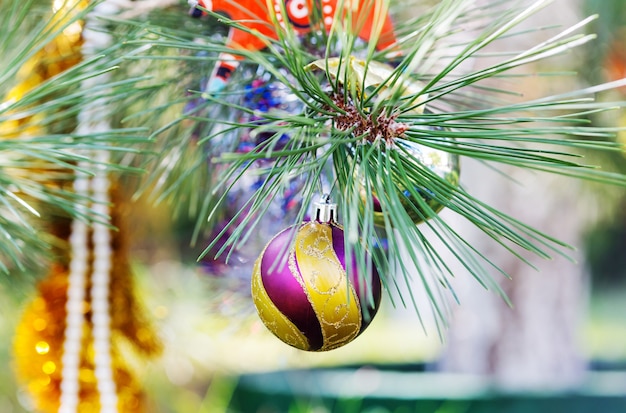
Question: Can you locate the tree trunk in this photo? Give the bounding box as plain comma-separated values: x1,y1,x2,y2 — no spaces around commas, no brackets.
438,158,588,390
431,0,589,390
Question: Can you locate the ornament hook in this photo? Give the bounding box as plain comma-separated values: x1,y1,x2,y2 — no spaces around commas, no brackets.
314,194,337,223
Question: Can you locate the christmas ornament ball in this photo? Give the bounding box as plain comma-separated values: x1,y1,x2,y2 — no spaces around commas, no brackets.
251,208,381,351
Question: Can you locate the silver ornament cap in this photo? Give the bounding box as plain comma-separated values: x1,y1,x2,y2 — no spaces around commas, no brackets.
314,194,337,223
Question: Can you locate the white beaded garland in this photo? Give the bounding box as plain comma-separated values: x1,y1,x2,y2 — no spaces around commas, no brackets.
59,169,88,413
91,146,117,413
58,1,120,412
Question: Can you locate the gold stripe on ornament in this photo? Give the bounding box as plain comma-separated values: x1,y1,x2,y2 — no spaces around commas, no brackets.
251,254,309,350
295,222,361,351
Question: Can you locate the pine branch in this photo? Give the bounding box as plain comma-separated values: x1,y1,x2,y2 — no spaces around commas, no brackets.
111,0,626,329
0,0,156,273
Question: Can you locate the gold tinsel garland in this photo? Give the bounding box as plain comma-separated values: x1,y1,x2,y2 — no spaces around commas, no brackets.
13,190,163,412
1,1,86,138
9,1,162,412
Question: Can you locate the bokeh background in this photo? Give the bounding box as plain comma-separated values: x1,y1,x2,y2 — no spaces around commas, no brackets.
2,0,626,412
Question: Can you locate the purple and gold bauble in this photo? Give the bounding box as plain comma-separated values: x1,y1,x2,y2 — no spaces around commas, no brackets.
251,200,381,351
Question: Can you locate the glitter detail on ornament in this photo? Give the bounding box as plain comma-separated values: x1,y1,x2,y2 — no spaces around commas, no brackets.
251,196,381,351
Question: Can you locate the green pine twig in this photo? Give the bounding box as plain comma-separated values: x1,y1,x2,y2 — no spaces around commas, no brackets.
115,0,626,330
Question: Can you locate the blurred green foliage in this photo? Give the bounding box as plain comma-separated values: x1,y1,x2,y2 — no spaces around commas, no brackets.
580,0,626,288
585,210,626,288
